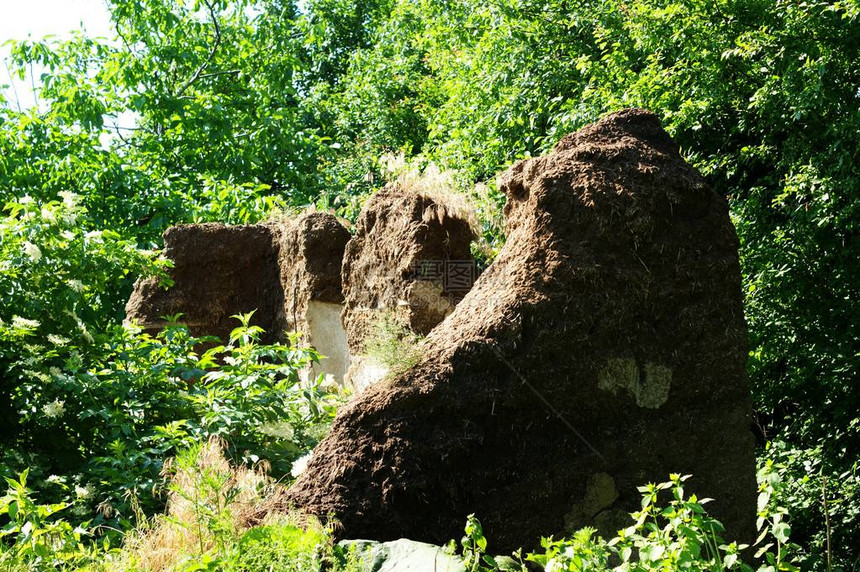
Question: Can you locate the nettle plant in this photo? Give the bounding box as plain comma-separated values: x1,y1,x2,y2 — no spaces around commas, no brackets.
461,474,802,572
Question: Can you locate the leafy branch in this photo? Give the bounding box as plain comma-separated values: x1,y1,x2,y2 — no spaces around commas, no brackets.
175,0,221,98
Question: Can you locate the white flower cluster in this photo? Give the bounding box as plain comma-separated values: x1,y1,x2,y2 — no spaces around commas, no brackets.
42,399,66,418
290,452,313,478
64,308,94,343
47,334,70,346
22,241,42,261
84,230,103,244
59,191,79,209
11,316,40,331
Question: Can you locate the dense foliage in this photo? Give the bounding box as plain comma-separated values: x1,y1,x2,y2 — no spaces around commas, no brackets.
0,192,340,531
1,0,857,569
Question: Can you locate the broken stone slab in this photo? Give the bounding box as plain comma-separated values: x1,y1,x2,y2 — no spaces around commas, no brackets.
125,223,284,343
341,185,477,389
287,109,757,553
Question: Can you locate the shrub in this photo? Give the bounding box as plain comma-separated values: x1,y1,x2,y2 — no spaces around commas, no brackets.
364,310,425,375
1,310,343,534
0,193,168,460
115,438,332,572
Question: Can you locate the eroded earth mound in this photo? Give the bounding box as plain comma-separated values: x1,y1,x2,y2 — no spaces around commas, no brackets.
125,223,283,343
341,185,476,344
287,109,757,552
341,185,476,388
275,212,352,380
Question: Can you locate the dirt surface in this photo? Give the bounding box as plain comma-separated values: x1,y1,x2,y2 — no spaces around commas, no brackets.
273,212,351,334
287,109,757,553
125,223,284,342
340,185,476,354
273,212,352,379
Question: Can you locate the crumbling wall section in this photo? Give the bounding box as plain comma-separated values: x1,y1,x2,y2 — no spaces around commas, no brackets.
341,186,477,388
273,213,352,382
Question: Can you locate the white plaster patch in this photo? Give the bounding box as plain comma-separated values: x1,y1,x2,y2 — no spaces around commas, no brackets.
305,301,350,384
345,355,389,393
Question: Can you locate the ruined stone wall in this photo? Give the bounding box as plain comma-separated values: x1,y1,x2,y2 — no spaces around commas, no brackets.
125,201,477,389
125,223,283,343
126,110,757,554
273,213,352,382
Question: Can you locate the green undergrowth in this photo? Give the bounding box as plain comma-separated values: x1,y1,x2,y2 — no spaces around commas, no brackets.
459,472,802,572
1,452,807,572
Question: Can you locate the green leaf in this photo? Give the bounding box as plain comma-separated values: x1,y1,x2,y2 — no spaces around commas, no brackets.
772,522,791,543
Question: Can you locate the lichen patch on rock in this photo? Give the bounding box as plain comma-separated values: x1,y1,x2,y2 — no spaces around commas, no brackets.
597,357,672,409
564,472,620,534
